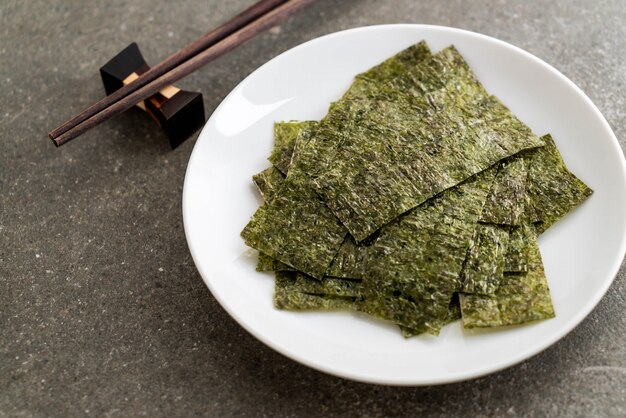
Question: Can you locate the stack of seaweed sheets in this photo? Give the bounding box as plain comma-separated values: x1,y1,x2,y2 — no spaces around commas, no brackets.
241,41,593,337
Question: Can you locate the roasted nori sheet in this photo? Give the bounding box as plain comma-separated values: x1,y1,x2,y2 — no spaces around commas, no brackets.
269,121,317,175
292,272,363,298
256,252,294,272
274,271,356,311
400,293,462,338
244,42,572,336
460,225,555,327
312,47,544,241
346,41,432,99
361,167,496,334
242,173,347,278
461,223,509,295
243,43,433,278
252,166,285,202
504,223,531,273
325,232,379,279
525,134,593,233
480,156,528,225
251,164,293,272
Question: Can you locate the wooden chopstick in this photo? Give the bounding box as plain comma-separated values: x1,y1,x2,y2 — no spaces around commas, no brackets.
49,0,317,147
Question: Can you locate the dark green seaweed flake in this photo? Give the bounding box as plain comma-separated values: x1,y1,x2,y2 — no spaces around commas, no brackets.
461,223,509,295
245,43,573,337
312,47,544,241
243,43,433,278
242,171,347,278
251,166,294,272
400,293,461,338
480,156,528,225
362,167,496,334
252,166,285,202
293,272,363,298
325,232,379,279
346,41,432,99
269,121,318,175
525,134,593,233
274,272,355,311
256,252,294,272
504,223,531,273
460,225,555,327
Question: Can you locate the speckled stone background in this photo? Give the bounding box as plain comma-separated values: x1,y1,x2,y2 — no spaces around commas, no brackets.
2,0,625,416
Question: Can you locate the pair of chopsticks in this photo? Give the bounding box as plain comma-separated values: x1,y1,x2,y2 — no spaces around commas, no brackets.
48,0,318,147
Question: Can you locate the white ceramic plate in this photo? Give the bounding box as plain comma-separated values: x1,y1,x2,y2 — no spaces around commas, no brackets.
183,25,626,385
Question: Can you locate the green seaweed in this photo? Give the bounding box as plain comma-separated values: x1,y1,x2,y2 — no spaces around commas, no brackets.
461,224,509,295
460,225,555,327
242,43,433,278
292,272,363,298
312,47,544,241
269,121,317,175
525,134,593,233
325,232,379,279
400,293,461,337
480,156,528,225
504,223,531,273
256,252,294,272
362,167,496,334
274,271,355,311
252,166,285,202
242,171,348,278
346,41,432,99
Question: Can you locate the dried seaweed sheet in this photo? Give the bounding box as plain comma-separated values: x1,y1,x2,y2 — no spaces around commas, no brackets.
242,44,433,278
242,175,347,278
292,272,363,298
269,121,317,175
325,232,379,279
526,134,593,233
346,41,432,99
256,252,294,272
504,223,531,273
480,156,527,225
460,225,555,327
312,47,544,241
253,166,285,202
461,224,509,295
361,167,496,334
400,293,461,338
274,271,355,311
251,166,293,272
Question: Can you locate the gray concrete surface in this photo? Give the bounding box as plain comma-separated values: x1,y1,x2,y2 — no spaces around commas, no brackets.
1,0,625,416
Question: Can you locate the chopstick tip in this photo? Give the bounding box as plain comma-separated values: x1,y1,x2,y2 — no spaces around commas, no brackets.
48,132,62,147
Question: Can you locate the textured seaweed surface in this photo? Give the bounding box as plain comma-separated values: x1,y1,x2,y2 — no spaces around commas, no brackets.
256,252,294,272
346,41,432,99
269,121,317,175
461,223,509,295
273,271,356,311
242,43,432,278
313,47,544,241
252,166,285,202
242,173,347,278
292,273,363,298
362,168,496,334
243,42,571,335
326,232,379,279
526,135,593,233
460,225,555,327
400,293,462,338
504,224,531,273
480,156,528,225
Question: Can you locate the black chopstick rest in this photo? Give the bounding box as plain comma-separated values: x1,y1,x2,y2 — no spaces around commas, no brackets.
99,43,205,149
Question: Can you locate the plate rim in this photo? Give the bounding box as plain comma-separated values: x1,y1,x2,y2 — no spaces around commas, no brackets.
182,23,626,385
